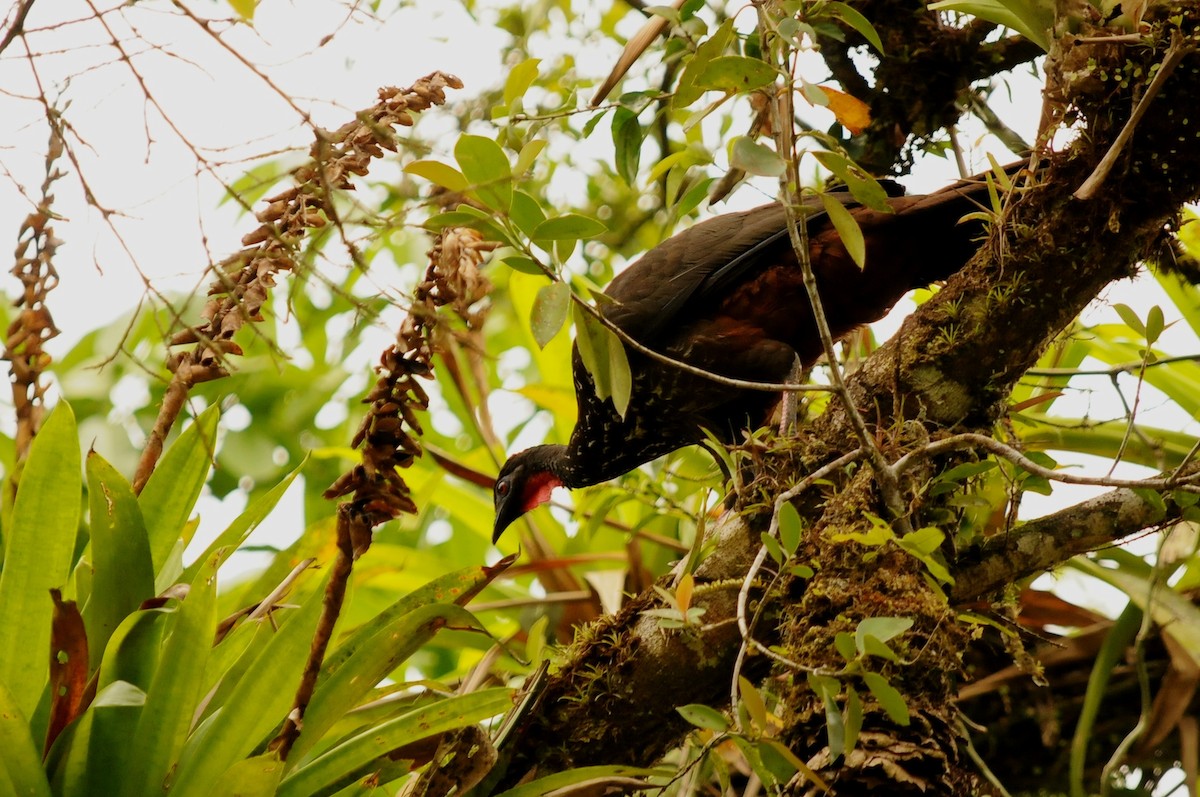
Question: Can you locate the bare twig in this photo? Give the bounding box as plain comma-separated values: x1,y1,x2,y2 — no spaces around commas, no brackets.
890,431,1200,492
0,0,36,57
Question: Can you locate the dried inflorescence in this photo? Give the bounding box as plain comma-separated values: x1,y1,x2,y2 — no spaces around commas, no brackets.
134,71,464,492
325,226,494,555
4,122,65,459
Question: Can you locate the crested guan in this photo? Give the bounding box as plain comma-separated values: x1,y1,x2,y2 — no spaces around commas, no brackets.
492,168,1009,542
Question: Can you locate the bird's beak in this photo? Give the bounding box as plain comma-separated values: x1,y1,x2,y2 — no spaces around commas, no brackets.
492,491,522,544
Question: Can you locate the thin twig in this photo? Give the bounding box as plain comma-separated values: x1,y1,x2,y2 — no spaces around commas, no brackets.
890,432,1200,492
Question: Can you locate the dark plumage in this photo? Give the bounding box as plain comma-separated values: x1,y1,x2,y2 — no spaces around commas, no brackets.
493,170,1006,542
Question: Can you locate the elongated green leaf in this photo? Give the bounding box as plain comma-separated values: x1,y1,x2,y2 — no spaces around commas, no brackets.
402,160,468,192
454,134,512,212
927,0,1051,50
0,678,51,797
531,213,607,241
677,703,730,732
169,576,327,797
286,604,484,766
503,57,541,107
612,108,643,186
181,458,305,583
1068,601,1141,797
209,753,284,796
122,554,219,797
826,2,885,53
139,405,218,581
863,672,910,725
77,680,150,797
571,303,632,418
0,402,82,720
820,193,866,269
531,282,571,349
278,688,513,797
499,762,669,797
85,452,155,670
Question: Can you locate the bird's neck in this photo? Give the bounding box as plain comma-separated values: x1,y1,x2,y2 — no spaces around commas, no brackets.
521,443,591,489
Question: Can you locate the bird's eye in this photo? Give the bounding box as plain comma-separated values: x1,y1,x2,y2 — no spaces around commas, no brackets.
497,481,510,496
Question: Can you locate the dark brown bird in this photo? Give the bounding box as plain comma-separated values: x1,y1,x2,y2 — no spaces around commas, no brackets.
493,169,1006,541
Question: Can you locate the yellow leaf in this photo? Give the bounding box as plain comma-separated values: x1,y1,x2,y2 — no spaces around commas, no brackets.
676,573,694,614
816,86,871,135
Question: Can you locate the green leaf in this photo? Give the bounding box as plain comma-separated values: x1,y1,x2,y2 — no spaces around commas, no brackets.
514,139,547,178
531,282,572,349
1112,302,1146,336
674,21,735,107
819,193,867,269
0,679,51,797
677,703,730,732
811,151,890,211
454,134,512,212
694,56,777,93
826,2,885,53
510,190,548,238
760,532,785,565
730,136,785,177
863,672,910,725
926,0,1052,50
532,213,607,241
403,160,469,192
278,689,514,797
140,404,218,584
1145,304,1165,344
0,402,82,719
502,256,547,276
859,636,900,662
121,554,218,797
504,57,541,107
834,631,857,662
181,458,305,583
285,604,483,768
738,675,769,731
855,617,913,649
843,688,863,755
494,765,673,797
169,576,326,797
85,452,155,670
809,673,844,759
778,501,802,556
209,753,284,796
572,303,632,418
612,108,644,186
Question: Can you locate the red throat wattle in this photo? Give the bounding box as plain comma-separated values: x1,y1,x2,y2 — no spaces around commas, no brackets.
522,471,563,514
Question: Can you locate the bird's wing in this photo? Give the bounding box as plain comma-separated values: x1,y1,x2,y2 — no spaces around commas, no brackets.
602,197,849,342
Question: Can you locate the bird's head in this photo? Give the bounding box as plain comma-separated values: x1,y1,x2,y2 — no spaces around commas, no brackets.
492,444,568,543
